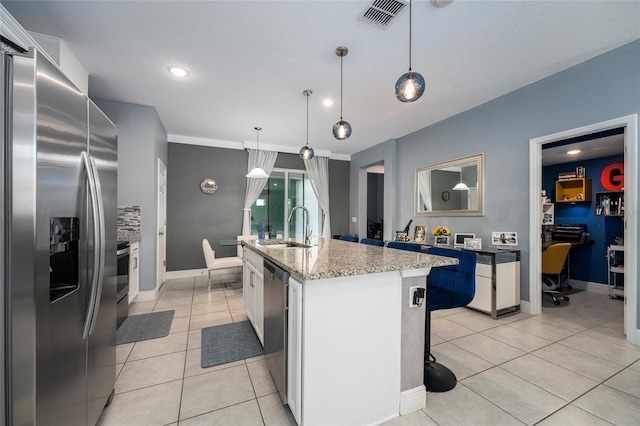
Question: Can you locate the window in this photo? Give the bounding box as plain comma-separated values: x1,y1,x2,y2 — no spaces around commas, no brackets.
251,169,319,240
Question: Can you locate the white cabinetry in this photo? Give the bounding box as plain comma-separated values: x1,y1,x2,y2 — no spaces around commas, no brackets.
288,276,303,425
128,242,139,303
466,248,520,319
607,245,624,299
243,248,264,345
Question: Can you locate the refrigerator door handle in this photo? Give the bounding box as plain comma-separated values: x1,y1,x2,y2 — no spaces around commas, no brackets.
88,155,106,335
81,151,101,339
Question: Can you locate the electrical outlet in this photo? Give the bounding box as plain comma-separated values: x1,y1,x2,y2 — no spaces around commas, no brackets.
351,216,357,223
409,286,425,308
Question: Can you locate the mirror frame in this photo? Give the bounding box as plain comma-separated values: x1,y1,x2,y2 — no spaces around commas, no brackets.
414,153,484,217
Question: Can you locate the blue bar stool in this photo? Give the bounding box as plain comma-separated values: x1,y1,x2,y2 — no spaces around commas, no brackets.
424,247,477,392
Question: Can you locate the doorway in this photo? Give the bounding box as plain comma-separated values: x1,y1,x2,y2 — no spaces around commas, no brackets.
157,159,167,291
366,164,384,240
529,115,638,344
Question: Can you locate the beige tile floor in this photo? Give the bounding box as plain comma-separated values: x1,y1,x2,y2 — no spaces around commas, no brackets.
98,276,640,426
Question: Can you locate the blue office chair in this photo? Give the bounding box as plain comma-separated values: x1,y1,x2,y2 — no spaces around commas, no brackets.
387,241,422,252
360,238,385,247
339,234,359,243
424,247,477,392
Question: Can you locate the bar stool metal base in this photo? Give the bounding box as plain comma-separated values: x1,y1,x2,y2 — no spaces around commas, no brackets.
424,360,457,392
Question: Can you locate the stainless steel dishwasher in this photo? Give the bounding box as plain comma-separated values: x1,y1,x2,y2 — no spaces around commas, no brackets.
263,259,290,404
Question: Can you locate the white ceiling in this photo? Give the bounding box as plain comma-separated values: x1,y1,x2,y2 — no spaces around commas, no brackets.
3,1,640,158
542,134,625,166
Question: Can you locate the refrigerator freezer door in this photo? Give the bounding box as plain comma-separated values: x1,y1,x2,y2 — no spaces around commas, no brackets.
34,51,90,425
86,101,117,426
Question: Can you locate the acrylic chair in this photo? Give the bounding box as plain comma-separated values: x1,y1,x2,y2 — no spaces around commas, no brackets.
542,242,571,305
360,238,385,247
202,239,243,291
424,247,477,392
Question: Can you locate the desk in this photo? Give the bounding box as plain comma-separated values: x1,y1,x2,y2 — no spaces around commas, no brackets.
462,247,521,319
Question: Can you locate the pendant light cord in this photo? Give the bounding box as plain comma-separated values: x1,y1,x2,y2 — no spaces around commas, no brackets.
409,0,413,71
340,54,344,119
306,92,309,146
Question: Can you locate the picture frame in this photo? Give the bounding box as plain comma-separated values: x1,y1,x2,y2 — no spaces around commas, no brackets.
576,166,586,178
413,225,426,243
454,233,475,246
464,238,482,250
434,236,450,246
491,231,517,247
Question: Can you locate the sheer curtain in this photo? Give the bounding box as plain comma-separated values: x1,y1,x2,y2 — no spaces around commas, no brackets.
304,156,331,239
242,149,278,235
418,171,432,211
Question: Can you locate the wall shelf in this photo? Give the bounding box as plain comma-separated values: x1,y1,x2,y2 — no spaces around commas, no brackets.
595,191,624,217
555,178,592,202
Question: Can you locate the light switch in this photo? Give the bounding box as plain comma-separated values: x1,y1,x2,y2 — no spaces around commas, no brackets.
351,217,357,223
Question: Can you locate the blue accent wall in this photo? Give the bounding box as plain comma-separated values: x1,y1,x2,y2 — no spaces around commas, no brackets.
543,155,625,284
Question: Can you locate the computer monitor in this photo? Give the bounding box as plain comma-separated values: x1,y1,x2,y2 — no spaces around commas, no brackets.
454,233,475,246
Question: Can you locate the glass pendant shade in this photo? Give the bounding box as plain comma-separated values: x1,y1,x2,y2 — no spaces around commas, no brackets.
452,181,470,191
333,46,351,140
332,120,352,140
395,0,425,103
395,71,425,102
299,90,315,160
246,126,269,178
299,144,314,160
246,167,268,179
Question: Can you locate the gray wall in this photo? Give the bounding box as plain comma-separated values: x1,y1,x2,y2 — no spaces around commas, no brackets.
352,39,640,327
167,144,247,270
167,145,351,271
94,99,168,293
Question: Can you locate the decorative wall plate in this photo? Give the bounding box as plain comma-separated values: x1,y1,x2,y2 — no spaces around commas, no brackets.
441,191,450,201
200,178,219,194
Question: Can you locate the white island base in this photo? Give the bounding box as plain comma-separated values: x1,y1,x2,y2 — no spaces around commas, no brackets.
288,269,431,426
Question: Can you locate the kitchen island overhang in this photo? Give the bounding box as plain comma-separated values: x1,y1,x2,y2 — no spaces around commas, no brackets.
243,238,458,425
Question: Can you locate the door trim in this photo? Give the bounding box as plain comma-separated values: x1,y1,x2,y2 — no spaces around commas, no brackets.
528,114,638,344
156,158,167,291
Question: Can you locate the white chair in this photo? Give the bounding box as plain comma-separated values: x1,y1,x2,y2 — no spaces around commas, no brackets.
202,239,243,291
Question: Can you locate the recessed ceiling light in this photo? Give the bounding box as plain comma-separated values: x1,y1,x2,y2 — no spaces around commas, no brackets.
168,66,189,77
322,99,334,107
567,149,581,155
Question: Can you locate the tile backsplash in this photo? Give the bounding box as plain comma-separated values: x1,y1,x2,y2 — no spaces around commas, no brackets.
117,205,141,242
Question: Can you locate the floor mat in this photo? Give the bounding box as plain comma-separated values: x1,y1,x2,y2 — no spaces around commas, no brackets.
201,321,263,368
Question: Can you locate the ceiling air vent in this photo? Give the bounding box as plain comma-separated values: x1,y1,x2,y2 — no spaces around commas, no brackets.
358,0,408,29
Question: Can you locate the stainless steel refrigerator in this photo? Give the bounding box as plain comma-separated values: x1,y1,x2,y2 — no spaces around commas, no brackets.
2,42,117,426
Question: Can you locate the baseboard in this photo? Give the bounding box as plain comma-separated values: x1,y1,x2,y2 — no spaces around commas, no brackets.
166,268,207,279
631,328,640,345
569,279,609,294
399,385,426,415
520,300,531,314
134,287,158,302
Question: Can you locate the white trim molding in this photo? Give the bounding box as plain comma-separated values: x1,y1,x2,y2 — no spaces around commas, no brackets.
166,268,207,280
399,385,427,415
529,114,638,345
133,287,159,303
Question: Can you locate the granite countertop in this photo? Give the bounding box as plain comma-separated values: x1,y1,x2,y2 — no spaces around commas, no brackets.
244,238,458,282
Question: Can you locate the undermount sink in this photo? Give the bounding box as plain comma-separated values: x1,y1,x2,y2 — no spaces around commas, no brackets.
257,240,311,249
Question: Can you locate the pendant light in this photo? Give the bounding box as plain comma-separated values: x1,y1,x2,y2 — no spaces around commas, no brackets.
452,178,469,191
299,90,315,160
332,46,352,140
395,0,425,103
246,127,269,179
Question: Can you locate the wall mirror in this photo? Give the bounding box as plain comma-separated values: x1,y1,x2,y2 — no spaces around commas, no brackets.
415,153,484,217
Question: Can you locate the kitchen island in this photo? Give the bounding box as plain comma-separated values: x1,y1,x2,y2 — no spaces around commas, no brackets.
242,238,457,426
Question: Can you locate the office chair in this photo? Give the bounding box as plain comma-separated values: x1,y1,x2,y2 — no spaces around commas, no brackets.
386,241,422,252
338,234,359,243
424,247,477,392
542,242,571,305
360,238,385,247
